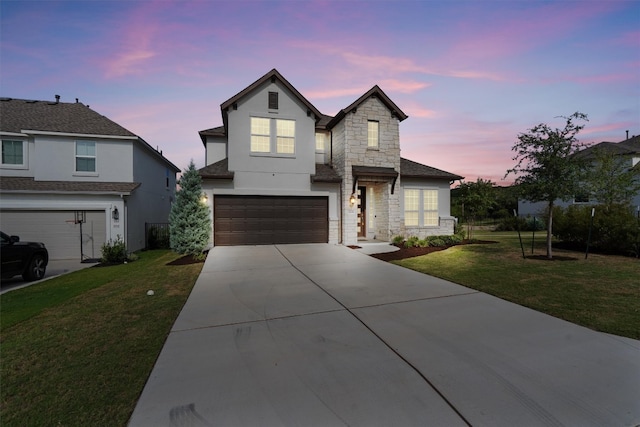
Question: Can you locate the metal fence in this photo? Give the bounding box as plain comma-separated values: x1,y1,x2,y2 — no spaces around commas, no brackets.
145,223,170,249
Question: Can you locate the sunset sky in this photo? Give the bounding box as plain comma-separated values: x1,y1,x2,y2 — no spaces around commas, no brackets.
1,0,638,185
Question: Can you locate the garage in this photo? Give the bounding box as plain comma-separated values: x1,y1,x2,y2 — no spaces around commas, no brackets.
0,210,106,260
214,195,328,246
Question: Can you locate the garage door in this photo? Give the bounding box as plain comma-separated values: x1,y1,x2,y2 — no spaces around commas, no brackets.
0,210,106,260
214,195,328,246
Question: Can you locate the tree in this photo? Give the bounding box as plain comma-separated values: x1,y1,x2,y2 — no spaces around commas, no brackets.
169,160,211,259
458,178,496,239
505,112,589,259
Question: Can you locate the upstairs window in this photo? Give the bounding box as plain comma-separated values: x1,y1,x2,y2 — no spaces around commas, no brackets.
251,117,295,155
2,140,24,165
250,117,271,153
367,120,379,148
404,188,439,227
268,91,279,110
76,141,96,172
276,119,295,154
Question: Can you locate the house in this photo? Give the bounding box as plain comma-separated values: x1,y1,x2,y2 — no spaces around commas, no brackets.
518,135,640,216
198,69,463,246
0,96,180,260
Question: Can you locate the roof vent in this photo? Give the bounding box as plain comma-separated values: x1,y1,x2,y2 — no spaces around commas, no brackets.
55,94,60,104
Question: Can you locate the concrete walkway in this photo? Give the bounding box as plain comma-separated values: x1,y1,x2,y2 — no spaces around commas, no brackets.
129,244,640,427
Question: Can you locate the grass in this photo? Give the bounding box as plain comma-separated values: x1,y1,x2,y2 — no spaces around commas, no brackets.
394,231,640,340
0,250,204,427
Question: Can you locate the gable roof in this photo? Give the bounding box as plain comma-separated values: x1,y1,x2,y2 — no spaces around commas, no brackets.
0,97,180,172
326,85,408,130
0,97,137,137
219,69,323,134
400,157,464,181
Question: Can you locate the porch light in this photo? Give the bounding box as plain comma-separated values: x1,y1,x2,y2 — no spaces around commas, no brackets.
112,207,119,221
201,193,209,204
349,193,356,207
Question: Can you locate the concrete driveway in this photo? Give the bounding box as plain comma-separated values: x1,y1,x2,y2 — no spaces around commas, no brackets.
129,244,640,427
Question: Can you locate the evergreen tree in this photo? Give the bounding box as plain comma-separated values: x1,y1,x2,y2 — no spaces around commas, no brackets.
169,160,211,259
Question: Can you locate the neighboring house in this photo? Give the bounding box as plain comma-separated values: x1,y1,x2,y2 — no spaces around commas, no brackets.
0,97,180,260
518,135,640,216
198,69,463,246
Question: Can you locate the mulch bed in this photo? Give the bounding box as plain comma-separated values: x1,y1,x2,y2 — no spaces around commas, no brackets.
370,240,496,262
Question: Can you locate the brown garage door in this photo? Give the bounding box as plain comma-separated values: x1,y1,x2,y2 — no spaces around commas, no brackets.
214,195,328,246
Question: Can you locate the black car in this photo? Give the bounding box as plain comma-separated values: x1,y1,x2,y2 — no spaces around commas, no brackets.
1,231,49,281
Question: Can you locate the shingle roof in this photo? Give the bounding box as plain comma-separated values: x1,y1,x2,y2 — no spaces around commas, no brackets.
0,177,140,194
326,86,408,130
312,163,342,183
400,157,464,181
198,158,234,179
0,98,137,137
577,135,640,159
198,125,226,145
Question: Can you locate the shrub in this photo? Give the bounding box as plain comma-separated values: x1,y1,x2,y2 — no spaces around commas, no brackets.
553,204,639,255
405,236,420,248
428,237,446,247
101,236,129,264
417,238,429,248
392,235,405,246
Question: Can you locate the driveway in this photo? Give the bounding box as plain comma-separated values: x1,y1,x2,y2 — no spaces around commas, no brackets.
129,244,640,426
0,258,96,294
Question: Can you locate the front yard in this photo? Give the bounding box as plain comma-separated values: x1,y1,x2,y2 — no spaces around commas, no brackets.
392,231,640,340
0,250,203,427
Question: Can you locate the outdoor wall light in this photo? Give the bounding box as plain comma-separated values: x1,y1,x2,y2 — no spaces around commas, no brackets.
349,193,356,207
112,207,119,221
201,193,209,204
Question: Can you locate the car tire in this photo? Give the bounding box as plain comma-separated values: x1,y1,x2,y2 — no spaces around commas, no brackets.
23,254,47,281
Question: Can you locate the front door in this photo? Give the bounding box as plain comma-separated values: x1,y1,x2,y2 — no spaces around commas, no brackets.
357,186,366,238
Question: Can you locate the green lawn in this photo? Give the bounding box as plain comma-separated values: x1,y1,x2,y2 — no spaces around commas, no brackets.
0,250,203,427
394,231,640,340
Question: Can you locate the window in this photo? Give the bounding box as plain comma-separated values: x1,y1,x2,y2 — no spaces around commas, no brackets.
75,141,96,172
315,133,326,152
367,121,379,148
268,91,278,110
2,140,23,165
276,119,295,154
404,188,439,227
404,189,420,226
251,117,271,153
250,117,295,155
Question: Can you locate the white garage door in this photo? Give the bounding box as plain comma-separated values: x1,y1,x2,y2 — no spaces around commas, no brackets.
0,210,106,260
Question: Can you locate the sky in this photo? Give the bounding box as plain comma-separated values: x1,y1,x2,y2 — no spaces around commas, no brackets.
1,0,638,185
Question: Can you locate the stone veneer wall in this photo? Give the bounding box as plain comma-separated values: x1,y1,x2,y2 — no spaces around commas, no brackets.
400,217,456,239
334,96,402,245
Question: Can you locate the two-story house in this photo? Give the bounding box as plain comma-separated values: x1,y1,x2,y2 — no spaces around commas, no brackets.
198,69,463,246
518,135,640,216
0,97,180,259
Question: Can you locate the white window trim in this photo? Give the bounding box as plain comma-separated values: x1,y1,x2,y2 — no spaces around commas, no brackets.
1,139,27,169
250,116,296,158
404,188,440,227
75,140,97,174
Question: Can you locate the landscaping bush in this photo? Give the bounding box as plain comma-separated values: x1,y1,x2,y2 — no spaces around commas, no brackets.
392,235,405,246
405,236,420,248
553,204,639,255
101,236,129,264
495,215,544,232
